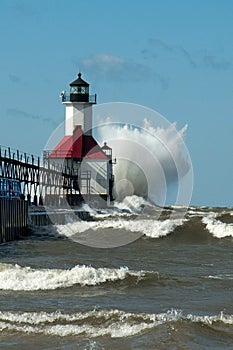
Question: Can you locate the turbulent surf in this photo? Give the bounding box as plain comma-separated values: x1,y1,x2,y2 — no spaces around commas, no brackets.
0,197,232,349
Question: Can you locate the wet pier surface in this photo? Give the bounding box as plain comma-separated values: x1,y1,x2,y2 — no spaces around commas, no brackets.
29,205,91,226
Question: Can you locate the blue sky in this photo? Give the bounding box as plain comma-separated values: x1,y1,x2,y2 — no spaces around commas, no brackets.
0,0,232,207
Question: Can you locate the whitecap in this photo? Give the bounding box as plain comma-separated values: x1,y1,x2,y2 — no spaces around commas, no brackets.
202,216,233,238
0,308,182,338
0,264,152,291
0,308,232,338
114,195,153,213
56,217,186,239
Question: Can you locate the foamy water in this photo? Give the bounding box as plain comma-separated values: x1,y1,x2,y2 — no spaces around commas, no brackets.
202,216,233,238
1,203,233,349
56,217,186,240
31,197,233,242
0,308,232,338
0,264,154,291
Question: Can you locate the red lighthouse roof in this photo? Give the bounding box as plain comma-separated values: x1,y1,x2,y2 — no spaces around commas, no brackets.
49,126,108,160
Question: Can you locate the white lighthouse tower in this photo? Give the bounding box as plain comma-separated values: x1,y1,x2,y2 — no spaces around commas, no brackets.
61,73,96,136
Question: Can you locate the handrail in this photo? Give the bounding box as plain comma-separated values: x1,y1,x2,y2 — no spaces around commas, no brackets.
43,150,73,158
0,145,40,166
0,145,77,176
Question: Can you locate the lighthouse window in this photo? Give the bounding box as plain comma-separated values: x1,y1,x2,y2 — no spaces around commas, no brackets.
70,86,78,94
70,86,88,94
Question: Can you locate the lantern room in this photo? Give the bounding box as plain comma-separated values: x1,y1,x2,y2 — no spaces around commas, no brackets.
70,73,90,102
101,142,112,158
61,72,97,136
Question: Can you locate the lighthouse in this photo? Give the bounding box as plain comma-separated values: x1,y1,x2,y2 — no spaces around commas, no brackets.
44,73,114,207
61,72,97,136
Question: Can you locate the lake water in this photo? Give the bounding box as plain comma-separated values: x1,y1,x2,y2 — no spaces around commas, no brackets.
0,197,232,349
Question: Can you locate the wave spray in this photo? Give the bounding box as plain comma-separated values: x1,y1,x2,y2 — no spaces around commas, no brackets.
94,103,193,206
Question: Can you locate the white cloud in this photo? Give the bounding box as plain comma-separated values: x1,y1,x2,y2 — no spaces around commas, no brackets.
82,53,124,77
78,52,168,88
84,53,124,65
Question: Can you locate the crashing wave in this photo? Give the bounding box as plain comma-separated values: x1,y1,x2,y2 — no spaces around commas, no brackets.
202,216,233,238
0,263,156,291
0,308,232,337
56,217,186,240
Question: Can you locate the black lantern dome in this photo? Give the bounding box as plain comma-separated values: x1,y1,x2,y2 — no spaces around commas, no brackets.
101,142,112,158
70,73,90,102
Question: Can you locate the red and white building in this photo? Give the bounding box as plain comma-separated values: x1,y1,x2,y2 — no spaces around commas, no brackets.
44,73,114,206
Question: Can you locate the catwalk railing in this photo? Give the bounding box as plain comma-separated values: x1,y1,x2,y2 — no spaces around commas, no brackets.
0,145,81,206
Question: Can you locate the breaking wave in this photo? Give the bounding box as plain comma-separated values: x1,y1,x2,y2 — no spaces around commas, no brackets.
113,195,153,213
0,264,156,291
56,217,186,239
30,199,233,244
95,107,193,206
202,216,233,238
0,308,232,338
81,195,151,218
204,274,233,280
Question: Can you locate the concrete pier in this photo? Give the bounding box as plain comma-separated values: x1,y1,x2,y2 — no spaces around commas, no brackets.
29,207,91,226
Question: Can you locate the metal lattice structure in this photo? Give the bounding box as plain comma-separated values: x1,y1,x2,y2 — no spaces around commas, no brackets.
0,145,81,206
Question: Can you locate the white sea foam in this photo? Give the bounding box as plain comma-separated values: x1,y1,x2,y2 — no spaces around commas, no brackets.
187,210,212,217
202,216,233,238
186,312,233,325
204,274,233,280
56,217,186,239
0,309,162,338
0,264,150,291
0,309,183,338
80,196,155,219
140,218,186,238
114,195,153,213
0,308,232,338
